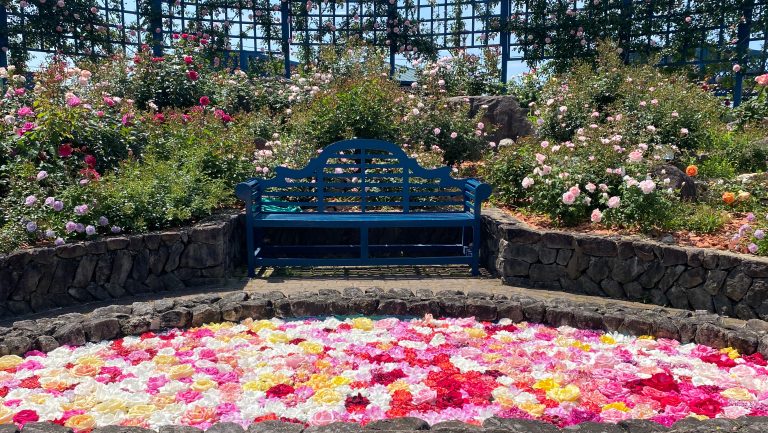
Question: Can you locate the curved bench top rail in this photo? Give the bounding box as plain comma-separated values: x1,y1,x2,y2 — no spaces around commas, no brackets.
265,139,465,188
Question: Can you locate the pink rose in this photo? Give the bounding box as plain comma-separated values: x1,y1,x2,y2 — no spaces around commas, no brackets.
309,410,340,426
756,74,768,86
590,208,602,223
562,191,576,205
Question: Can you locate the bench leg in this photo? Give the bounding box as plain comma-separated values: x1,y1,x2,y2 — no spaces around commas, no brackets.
471,223,480,276
246,220,256,278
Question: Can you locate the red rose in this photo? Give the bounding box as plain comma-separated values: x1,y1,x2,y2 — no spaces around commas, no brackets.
153,113,166,123
641,372,679,393
689,397,723,418
371,368,406,385
13,410,39,426
199,96,210,106
344,393,370,413
181,33,189,39
20,376,40,389
744,353,768,366
265,384,294,399
700,353,736,368
84,154,96,168
58,143,73,158
0,387,8,397
184,55,194,64
187,70,199,81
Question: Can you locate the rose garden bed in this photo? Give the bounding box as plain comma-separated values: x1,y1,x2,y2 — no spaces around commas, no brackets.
4,288,768,433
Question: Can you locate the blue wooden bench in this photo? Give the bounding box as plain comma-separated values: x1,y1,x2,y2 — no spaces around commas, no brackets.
235,139,492,276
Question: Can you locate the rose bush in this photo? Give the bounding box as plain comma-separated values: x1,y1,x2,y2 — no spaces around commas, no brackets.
484,41,768,238
0,41,491,253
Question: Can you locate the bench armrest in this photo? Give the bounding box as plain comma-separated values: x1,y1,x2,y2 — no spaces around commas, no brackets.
235,178,261,213
464,179,492,215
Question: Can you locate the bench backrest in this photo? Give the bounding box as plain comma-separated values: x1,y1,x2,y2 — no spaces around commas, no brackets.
243,139,488,214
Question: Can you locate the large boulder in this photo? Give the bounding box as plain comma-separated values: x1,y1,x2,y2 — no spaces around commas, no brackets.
653,164,696,200
447,95,533,143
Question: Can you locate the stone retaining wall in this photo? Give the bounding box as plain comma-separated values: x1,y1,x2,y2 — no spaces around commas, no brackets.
0,212,245,318
481,208,768,320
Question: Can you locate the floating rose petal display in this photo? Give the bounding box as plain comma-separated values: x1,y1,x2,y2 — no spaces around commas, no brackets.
2,316,768,431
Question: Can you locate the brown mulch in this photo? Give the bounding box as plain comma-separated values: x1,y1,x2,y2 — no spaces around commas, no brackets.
500,207,755,254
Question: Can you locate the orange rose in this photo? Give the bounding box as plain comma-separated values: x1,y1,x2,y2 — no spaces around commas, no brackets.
71,364,100,377
723,192,736,205
685,165,698,177
181,406,218,426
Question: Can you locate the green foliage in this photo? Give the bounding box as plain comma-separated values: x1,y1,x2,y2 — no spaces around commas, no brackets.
413,49,504,97
669,203,729,234
95,156,228,233
534,42,725,150
290,75,401,146
600,183,676,232
480,142,536,205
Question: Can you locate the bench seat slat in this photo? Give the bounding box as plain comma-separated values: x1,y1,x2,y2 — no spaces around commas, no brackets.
254,212,474,227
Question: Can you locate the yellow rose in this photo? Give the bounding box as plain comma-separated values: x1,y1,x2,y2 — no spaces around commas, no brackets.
690,414,709,421
0,406,14,424
483,353,502,362
298,341,324,354
533,377,559,391
62,395,98,411
305,373,330,390
268,332,290,344
93,399,127,413
191,378,217,392
602,402,630,412
65,414,96,431
0,355,23,371
312,388,342,405
519,402,546,417
75,355,104,368
71,364,100,377
638,335,655,340
721,388,755,401
351,318,373,331
153,355,178,365
571,341,591,352
250,320,276,331
546,384,581,402
168,364,194,380
28,394,50,405
127,405,157,418
465,328,487,339
204,322,234,332
330,376,351,387
600,335,616,345
720,347,740,360
387,379,409,392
